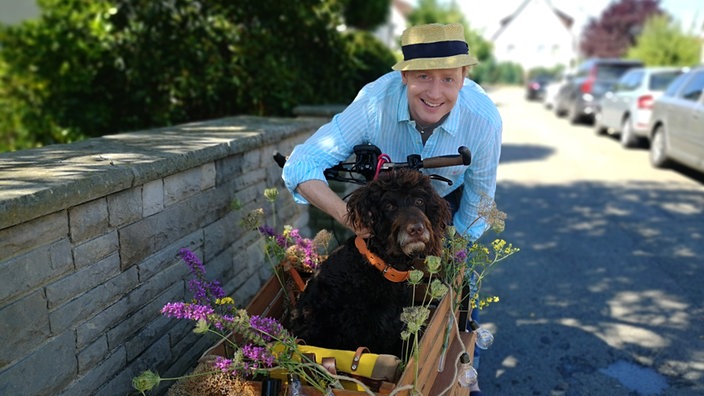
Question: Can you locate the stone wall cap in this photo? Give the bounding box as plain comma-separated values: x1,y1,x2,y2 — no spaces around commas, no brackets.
0,116,324,230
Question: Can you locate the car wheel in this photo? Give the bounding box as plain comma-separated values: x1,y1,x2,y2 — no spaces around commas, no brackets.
568,104,581,124
594,110,607,136
619,116,638,148
554,102,565,117
649,125,671,168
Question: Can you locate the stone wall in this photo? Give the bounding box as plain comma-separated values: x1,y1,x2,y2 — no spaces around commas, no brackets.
0,115,326,395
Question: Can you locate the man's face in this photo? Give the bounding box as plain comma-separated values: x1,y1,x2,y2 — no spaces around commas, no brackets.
402,67,465,127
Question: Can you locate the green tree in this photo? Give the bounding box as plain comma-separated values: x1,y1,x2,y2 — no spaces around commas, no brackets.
580,0,664,58
343,0,390,30
626,14,701,66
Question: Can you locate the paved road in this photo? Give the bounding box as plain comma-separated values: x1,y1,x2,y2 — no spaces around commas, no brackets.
476,87,704,396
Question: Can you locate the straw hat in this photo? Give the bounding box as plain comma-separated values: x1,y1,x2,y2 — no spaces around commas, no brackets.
392,23,478,71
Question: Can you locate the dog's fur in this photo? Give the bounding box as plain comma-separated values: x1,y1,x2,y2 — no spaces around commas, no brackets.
287,168,452,355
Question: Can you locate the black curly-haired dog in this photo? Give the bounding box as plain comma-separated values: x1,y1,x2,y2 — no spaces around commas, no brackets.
287,168,452,356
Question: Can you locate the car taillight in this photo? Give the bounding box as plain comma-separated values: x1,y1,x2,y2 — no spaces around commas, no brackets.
581,66,598,93
580,78,594,93
530,82,540,89
637,94,654,109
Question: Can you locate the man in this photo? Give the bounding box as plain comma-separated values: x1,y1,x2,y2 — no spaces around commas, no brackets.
282,23,502,243
283,23,501,395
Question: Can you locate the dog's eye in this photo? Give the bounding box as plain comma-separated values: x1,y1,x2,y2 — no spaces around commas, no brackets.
414,198,425,207
383,202,396,212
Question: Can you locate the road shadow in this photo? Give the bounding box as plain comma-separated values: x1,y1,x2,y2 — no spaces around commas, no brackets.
581,126,704,185
477,180,704,395
500,143,554,164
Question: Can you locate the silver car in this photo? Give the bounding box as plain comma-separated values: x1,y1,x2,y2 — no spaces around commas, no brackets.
594,66,685,148
648,66,704,173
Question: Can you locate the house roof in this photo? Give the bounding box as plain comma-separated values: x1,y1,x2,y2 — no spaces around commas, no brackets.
394,0,413,18
492,0,573,41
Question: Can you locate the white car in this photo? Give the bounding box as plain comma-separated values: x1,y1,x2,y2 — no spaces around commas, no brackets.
543,71,572,110
594,66,685,148
648,66,704,173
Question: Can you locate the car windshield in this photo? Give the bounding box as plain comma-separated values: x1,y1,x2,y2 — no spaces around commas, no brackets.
664,72,690,96
596,64,640,80
649,71,684,91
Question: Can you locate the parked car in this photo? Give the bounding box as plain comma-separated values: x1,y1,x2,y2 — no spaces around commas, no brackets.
543,71,573,110
525,75,552,101
594,66,686,148
554,58,644,124
647,66,704,173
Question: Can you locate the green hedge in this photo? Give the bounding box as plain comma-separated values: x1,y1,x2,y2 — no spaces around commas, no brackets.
0,0,395,151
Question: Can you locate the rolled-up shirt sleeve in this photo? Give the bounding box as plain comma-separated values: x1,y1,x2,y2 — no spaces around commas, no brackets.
282,99,372,203
452,86,503,242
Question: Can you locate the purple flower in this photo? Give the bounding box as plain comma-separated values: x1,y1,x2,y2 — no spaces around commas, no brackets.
188,278,208,304
289,228,301,239
242,344,275,368
249,315,284,342
179,249,226,305
179,248,205,277
455,250,468,262
161,302,214,321
213,356,233,373
208,280,226,300
275,234,287,248
211,314,236,331
258,225,276,237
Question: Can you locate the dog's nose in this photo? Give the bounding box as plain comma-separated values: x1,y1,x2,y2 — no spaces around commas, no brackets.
407,222,426,237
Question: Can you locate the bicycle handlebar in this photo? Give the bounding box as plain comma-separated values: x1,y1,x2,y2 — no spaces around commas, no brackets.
274,145,472,185
382,146,472,170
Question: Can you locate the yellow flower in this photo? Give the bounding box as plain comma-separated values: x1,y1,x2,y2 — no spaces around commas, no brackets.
194,318,209,334
429,279,449,300
264,188,279,203
132,370,161,393
425,255,441,274
216,297,235,305
240,208,264,230
408,269,424,285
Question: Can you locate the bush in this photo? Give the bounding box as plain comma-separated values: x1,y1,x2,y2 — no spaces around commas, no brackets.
0,0,394,151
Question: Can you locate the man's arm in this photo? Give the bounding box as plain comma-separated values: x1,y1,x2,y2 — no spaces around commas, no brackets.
296,180,371,237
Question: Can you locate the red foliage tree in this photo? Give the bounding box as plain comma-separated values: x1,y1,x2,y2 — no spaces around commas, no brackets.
580,0,665,58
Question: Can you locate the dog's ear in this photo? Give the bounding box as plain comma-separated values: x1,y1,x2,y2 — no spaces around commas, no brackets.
347,183,380,231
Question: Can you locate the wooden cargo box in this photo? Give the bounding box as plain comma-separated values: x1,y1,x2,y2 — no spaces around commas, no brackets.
201,275,476,396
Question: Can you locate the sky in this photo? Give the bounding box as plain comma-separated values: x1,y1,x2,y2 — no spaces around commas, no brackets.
456,0,704,38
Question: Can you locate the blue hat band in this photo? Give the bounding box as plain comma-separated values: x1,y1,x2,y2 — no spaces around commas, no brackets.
402,40,469,61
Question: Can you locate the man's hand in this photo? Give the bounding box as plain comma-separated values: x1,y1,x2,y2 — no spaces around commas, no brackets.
297,180,371,237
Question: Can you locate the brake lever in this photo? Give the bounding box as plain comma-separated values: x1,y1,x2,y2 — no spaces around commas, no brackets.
429,174,453,186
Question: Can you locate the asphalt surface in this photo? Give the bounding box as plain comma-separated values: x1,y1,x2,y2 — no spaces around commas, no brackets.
475,87,704,396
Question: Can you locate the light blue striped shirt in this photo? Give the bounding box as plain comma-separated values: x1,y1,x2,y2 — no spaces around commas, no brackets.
282,71,502,241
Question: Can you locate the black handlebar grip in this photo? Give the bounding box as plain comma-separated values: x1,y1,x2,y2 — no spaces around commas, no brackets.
458,146,472,165
422,146,472,168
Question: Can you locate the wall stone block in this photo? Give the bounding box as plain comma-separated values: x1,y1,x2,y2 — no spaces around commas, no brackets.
0,210,68,261
142,179,164,217
107,186,143,227
72,230,119,269
0,290,50,367
0,238,72,304
46,252,121,309
69,197,110,244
